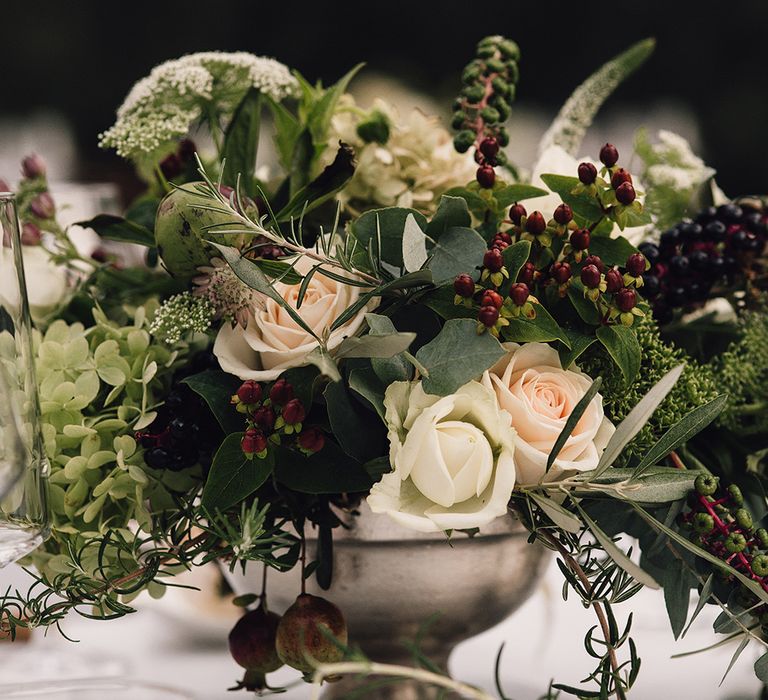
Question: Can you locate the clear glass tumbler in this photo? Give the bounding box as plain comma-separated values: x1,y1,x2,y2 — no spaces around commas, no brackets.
0,192,49,567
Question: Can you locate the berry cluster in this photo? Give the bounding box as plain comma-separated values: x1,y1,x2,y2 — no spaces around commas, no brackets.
232,378,325,459
451,35,520,189
137,353,224,472
680,475,768,601
638,200,768,324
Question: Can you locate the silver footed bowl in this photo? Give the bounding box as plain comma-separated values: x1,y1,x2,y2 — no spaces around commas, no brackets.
226,504,549,699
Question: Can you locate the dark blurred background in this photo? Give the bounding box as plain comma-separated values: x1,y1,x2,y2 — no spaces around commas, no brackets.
2,0,767,195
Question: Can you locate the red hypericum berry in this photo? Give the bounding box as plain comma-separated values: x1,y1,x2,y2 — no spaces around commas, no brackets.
483,248,504,272
525,211,546,236
581,264,602,289
491,237,508,251
21,154,46,179
599,143,619,167
578,162,597,185
241,428,267,456
282,398,306,425
478,305,500,327
615,182,636,205
30,192,55,219
605,268,624,293
496,231,512,245
553,203,573,225
517,261,535,285
509,203,526,225
20,222,42,245
616,287,637,312
479,137,500,160
625,252,646,277
611,168,633,189
453,273,475,298
237,380,263,405
159,152,183,179
480,289,503,309
584,254,605,273
298,426,325,453
509,283,530,306
570,228,590,251
551,261,572,284
269,378,294,405
253,406,276,431
476,165,496,189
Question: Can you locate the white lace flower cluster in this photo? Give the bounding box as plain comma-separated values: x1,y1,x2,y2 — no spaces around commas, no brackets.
100,52,298,161
323,96,476,215
641,130,715,192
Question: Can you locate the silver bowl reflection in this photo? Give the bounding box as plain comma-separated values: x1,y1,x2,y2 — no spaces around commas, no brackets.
226,505,549,699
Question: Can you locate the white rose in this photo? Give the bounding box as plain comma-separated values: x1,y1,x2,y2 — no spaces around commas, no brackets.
482,342,614,484
0,245,70,323
528,144,648,245
367,380,516,533
213,255,378,381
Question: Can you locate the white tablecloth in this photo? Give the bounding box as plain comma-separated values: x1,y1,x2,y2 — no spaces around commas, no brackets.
0,559,762,699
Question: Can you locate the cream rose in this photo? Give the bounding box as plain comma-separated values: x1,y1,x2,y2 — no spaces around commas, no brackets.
482,342,614,484
213,256,378,381
367,380,516,533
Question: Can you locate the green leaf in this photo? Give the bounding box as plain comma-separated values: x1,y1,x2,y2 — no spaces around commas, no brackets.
365,313,413,384
350,207,428,269
324,379,386,462
306,63,365,151
124,198,160,232
501,239,531,286
279,365,320,410
529,492,582,533
402,213,428,273
539,174,604,222
201,433,273,511
578,467,695,503
588,235,638,267
268,97,302,171
663,560,691,640
567,283,602,325
682,574,714,638
594,365,684,476
252,258,303,285
596,324,641,385
422,285,477,321
501,303,572,348
77,214,154,247
415,319,506,396
538,38,656,156
426,196,471,238
494,184,549,209
575,503,659,589
558,329,597,369
274,142,355,221
427,226,487,285
222,87,262,194
632,395,729,478
721,636,751,685
348,365,387,419
181,370,243,434
442,187,488,214
755,652,768,683
335,331,416,360
546,377,602,472
274,441,373,494
305,346,341,382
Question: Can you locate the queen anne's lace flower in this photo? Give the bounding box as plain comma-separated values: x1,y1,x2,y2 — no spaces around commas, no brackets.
323,96,476,216
193,257,264,327
100,52,298,162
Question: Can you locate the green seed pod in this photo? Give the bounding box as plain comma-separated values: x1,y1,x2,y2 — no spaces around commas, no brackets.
462,62,483,84
451,98,463,111
694,474,719,496
477,35,501,50
753,554,768,577
453,130,476,154
693,512,715,534
498,39,521,61
491,76,510,97
728,484,744,505
462,84,485,104
480,106,500,124
725,532,747,553
757,528,768,548
477,45,497,59
451,111,468,130
505,61,520,85
485,57,505,74
497,127,510,148
495,151,508,166
491,96,511,121
735,508,753,530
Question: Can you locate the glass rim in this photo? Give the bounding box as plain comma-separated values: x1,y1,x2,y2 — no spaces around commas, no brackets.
0,192,15,201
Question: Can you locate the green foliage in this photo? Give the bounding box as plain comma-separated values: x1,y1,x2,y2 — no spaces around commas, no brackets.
579,316,719,465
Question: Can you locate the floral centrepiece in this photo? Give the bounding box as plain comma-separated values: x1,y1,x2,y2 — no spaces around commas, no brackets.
2,36,768,700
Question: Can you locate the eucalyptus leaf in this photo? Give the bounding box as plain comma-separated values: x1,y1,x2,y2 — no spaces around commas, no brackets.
427,226,487,285
335,332,416,359
426,195,471,238
529,492,582,533
306,345,341,382
350,207,428,269
755,652,768,683
402,213,428,273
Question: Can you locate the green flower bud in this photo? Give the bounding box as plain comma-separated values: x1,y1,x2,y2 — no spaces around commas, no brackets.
356,110,391,145
480,106,500,124
462,84,485,104
694,473,718,496
757,528,768,548
498,40,521,61
693,512,715,534
728,484,744,505
485,57,505,74
451,111,468,130
453,130,476,154
725,532,747,553
752,555,768,577
735,508,753,530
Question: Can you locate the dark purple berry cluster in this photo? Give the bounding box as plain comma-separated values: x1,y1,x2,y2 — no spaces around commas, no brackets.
639,201,768,324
